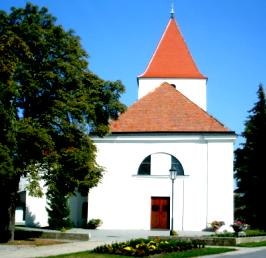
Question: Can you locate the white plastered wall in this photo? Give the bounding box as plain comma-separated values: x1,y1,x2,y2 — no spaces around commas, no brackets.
138,78,207,110
89,134,235,231
16,134,235,230
25,181,49,227
206,140,235,226
17,178,88,227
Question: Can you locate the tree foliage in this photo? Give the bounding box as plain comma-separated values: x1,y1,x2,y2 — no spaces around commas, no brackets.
0,3,125,241
234,84,266,229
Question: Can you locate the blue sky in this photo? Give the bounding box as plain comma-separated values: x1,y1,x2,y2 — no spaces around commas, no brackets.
1,0,266,148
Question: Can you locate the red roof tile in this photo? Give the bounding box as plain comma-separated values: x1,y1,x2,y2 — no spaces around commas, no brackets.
139,18,206,79
110,83,229,133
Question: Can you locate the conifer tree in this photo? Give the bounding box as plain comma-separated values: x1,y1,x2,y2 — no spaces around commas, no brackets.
234,84,266,229
0,3,125,241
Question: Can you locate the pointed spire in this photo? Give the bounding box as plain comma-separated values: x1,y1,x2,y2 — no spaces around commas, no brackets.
170,2,175,19
138,16,206,79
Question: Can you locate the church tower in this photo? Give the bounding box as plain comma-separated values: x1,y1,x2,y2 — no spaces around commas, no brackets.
90,7,236,232
138,9,207,111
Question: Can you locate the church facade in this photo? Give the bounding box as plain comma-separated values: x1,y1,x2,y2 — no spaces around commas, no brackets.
88,13,236,231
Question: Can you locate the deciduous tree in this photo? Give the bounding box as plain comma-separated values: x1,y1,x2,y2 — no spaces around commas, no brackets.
0,3,125,241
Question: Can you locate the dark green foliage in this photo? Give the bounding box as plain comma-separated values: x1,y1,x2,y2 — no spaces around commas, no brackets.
92,238,205,257
245,229,266,237
234,84,266,229
85,218,102,229
46,186,72,230
0,2,125,241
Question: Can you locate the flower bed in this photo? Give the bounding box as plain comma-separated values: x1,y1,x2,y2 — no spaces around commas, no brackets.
92,238,205,257
231,220,249,234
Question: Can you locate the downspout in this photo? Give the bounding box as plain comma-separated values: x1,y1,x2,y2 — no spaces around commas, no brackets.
182,179,185,230
206,140,209,228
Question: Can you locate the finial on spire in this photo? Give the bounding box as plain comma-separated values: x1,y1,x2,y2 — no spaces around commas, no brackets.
170,1,175,19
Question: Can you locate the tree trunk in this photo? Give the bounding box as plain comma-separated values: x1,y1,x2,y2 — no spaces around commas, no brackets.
0,176,19,242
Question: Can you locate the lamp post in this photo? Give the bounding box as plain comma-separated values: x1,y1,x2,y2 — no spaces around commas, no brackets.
169,165,177,236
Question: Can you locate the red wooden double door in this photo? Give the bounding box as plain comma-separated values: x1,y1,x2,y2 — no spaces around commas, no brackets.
150,197,170,229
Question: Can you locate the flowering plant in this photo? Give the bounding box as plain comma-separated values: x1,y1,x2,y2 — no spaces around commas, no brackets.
231,220,249,233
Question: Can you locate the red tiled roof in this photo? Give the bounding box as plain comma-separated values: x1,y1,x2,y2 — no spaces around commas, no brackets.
111,83,229,133
139,18,206,79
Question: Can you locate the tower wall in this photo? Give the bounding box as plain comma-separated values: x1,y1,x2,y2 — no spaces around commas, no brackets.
138,77,207,110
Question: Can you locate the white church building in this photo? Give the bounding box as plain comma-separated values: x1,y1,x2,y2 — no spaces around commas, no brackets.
16,11,236,232
88,12,236,231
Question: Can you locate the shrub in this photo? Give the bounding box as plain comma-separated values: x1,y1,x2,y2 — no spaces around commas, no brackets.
86,218,102,229
212,229,266,237
245,229,266,236
170,230,178,236
46,187,73,230
211,232,235,237
231,220,249,233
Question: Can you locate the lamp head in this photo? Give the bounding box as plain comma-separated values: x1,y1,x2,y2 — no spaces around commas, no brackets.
169,165,177,180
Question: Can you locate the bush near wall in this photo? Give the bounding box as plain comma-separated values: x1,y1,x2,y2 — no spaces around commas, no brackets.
92,238,205,257
85,219,102,229
213,229,266,238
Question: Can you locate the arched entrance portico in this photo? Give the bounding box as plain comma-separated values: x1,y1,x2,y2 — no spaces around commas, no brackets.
137,152,184,230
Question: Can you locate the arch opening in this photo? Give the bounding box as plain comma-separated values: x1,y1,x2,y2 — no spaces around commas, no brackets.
137,152,184,176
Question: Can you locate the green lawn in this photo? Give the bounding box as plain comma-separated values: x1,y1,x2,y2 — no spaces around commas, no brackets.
237,241,266,247
39,230,266,258
41,247,236,258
